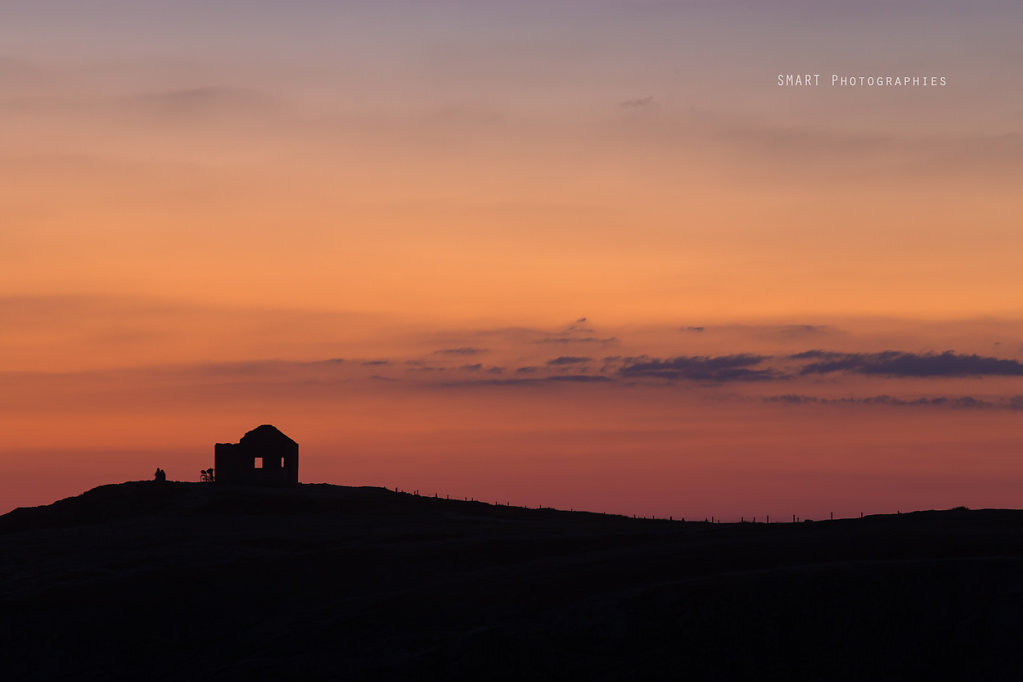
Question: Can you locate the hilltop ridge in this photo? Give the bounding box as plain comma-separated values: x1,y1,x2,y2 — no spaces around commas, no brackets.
0,480,645,533
3,482,1023,680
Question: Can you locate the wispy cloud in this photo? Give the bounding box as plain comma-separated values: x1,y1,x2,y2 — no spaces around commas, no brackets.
123,87,281,121
765,394,1021,410
433,347,488,355
777,324,832,337
442,374,613,388
536,336,618,344
621,96,654,108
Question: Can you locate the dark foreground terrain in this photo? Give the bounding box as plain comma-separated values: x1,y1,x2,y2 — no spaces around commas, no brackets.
3,483,1023,681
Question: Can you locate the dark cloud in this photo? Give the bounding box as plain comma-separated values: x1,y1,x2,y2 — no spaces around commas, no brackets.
515,366,539,374
544,375,612,383
681,326,705,333
486,367,504,374
576,317,588,323
791,350,844,360
360,360,391,366
433,347,488,355
794,350,1023,377
620,354,777,382
765,394,1006,409
547,356,592,366
460,363,483,372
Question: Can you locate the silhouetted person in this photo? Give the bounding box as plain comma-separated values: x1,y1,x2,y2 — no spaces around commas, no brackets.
154,468,166,483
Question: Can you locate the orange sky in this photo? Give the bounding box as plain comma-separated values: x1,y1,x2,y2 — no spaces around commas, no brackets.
1,1,1022,516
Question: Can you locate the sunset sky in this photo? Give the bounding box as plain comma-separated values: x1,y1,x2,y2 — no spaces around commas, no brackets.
2,1,1022,518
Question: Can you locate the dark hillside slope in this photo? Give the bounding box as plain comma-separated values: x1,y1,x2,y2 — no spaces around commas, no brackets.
3,482,1023,681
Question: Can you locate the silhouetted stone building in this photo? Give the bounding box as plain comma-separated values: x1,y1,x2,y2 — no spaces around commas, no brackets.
214,425,298,486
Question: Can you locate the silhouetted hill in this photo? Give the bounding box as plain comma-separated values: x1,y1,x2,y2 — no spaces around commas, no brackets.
3,482,1023,681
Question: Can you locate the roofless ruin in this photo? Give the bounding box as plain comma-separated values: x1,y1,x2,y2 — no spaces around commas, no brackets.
214,425,298,486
